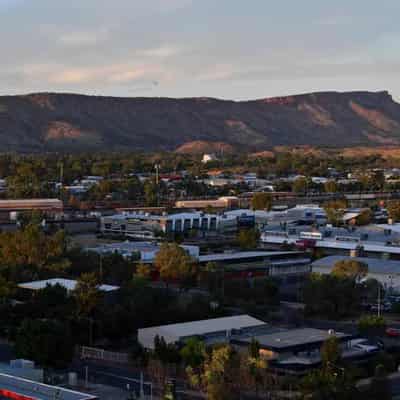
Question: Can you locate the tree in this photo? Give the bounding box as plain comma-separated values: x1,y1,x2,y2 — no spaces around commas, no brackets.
321,336,341,368
300,366,360,400
188,345,239,400
249,338,260,359
237,228,260,250
358,315,386,338
15,319,75,369
244,338,271,395
6,162,52,198
300,337,361,400
154,243,197,288
331,259,368,282
356,209,372,226
74,272,102,317
153,335,181,365
323,199,347,226
303,273,362,318
135,263,152,280
0,224,70,278
32,283,74,319
180,338,205,369
324,180,338,193
251,192,272,210
292,177,308,193
387,200,400,222
144,179,159,207
0,276,14,303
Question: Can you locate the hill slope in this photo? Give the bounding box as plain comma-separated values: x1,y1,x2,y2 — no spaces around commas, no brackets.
0,90,399,152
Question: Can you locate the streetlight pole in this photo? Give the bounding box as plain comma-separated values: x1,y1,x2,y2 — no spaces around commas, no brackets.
377,284,381,317
154,164,160,207
99,253,103,281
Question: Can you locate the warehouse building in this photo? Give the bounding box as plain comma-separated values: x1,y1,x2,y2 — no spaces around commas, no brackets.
86,241,200,262
0,199,63,222
138,315,265,349
100,211,237,238
232,328,377,374
312,255,400,292
175,196,239,210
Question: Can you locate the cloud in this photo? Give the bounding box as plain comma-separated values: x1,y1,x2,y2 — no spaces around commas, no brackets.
14,62,165,88
315,15,353,26
138,45,181,58
58,29,110,47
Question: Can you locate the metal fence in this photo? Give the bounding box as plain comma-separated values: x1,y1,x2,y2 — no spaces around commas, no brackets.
79,346,129,364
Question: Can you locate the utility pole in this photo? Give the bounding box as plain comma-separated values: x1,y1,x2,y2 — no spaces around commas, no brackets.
58,161,64,201
154,164,160,186
84,365,89,388
377,284,381,317
99,253,103,281
154,164,160,207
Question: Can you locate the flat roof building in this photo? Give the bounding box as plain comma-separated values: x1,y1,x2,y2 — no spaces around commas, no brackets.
138,315,265,349
0,199,63,221
231,328,378,374
175,196,239,210
312,255,400,291
101,211,237,238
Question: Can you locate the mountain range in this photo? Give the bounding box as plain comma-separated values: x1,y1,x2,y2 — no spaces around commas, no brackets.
0,90,399,153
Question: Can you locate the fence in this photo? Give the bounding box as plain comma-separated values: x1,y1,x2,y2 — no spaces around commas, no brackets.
79,346,130,364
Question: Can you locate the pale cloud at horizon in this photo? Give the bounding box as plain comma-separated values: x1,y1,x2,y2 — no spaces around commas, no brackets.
1,0,400,102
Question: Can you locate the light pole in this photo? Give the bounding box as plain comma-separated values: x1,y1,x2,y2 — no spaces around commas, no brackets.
99,252,103,281
377,284,382,317
154,164,161,207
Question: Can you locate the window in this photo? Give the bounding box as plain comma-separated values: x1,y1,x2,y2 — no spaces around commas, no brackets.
184,219,191,231
175,219,182,232
210,217,217,230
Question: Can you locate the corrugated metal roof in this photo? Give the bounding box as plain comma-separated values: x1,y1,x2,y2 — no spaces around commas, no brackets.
140,315,265,339
313,255,400,275
18,278,119,292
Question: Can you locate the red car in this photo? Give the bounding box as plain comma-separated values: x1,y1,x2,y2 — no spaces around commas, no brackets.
386,327,400,337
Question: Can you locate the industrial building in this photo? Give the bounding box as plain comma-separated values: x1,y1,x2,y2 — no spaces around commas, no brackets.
175,196,239,210
100,211,237,238
86,241,200,262
139,316,378,375
312,255,400,292
232,328,378,374
138,315,265,349
0,199,63,221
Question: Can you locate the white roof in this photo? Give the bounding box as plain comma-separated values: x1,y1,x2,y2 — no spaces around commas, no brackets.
138,315,264,349
375,224,400,233
18,278,119,292
198,251,295,263
107,211,223,221
342,212,361,221
313,255,400,275
0,373,96,400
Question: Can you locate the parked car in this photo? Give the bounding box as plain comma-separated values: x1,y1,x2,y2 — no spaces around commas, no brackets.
386,327,400,337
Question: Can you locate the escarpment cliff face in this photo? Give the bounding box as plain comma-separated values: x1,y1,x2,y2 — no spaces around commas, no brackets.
0,90,399,152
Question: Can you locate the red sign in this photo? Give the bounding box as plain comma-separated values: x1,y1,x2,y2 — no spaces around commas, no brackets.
0,388,35,400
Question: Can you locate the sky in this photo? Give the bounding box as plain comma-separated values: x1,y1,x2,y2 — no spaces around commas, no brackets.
1,0,400,101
